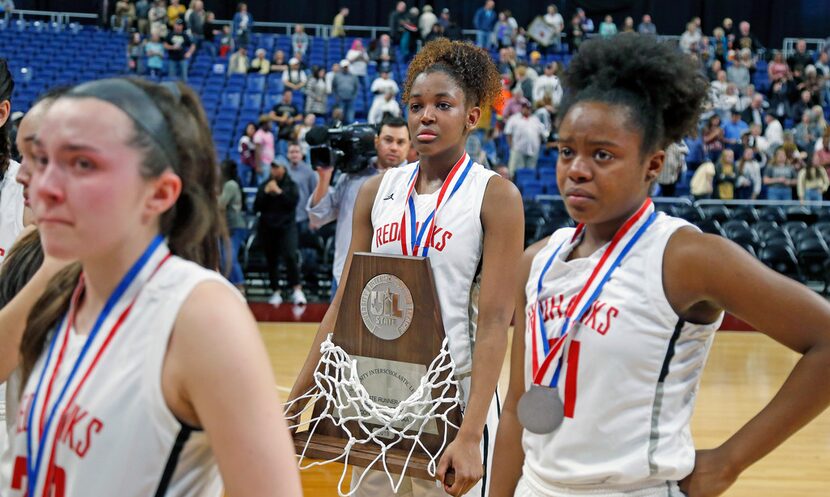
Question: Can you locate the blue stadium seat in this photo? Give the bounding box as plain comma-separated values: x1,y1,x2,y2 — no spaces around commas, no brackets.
225,78,244,91
538,168,557,189
213,120,235,134
537,154,556,168
520,181,543,200
242,92,263,112
247,75,265,92
514,168,536,181
292,92,305,108
239,111,261,124
267,77,284,94
264,93,283,110
213,128,232,143
259,36,275,51
221,91,242,109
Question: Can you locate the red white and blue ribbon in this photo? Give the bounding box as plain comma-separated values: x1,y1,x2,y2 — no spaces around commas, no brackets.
399,153,473,257
26,235,170,497
530,199,657,390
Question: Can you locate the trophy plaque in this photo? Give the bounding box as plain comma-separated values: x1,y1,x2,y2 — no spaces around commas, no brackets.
293,252,462,480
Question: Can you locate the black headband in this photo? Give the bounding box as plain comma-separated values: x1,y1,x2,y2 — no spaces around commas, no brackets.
66,79,180,169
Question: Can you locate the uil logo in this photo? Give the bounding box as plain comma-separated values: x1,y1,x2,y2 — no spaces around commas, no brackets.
370,288,403,320
360,274,414,340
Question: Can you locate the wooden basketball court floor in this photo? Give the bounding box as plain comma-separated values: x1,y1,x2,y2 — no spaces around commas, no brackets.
261,323,830,496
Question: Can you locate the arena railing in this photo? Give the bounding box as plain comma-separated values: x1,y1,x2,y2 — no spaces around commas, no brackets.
535,194,693,209
210,18,481,43
538,195,829,212
783,37,826,58
694,198,830,209
9,9,97,26
585,33,680,43
209,19,395,40
9,8,823,59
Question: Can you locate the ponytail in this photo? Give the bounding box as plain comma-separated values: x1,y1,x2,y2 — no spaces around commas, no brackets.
20,78,223,387
19,264,82,388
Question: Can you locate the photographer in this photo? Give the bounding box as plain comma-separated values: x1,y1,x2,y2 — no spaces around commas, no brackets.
306,116,410,295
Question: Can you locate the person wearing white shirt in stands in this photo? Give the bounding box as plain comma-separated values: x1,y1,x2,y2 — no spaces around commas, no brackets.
418,5,438,40
368,90,401,125
505,98,548,174
369,68,399,107
282,58,308,91
764,113,784,151
532,63,563,107
543,4,564,35
325,62,340,94
679,21,700,54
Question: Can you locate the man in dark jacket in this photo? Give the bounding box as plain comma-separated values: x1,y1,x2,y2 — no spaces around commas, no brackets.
439,8,462,40
254,159,307,305
741,93,767,131
388,1,407,44
473,0,496,49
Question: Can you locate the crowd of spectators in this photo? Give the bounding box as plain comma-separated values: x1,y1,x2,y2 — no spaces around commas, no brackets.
674,21,830,203
458,3,830,204
113,1,830,207
328,1,462,55
95,1,830,300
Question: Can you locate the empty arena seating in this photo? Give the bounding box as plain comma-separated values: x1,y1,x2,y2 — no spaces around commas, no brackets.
565,201,827,291
515,148,560,199
523,199,830,292
0,23,127,111
675,204,830,290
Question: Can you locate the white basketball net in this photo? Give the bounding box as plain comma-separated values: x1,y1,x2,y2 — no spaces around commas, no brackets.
284,334,463,496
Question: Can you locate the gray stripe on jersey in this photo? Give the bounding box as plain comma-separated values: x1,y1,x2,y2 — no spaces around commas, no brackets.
648,381,667,476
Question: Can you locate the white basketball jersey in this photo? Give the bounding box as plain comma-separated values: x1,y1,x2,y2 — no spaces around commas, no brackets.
365,155,500,497
521,212,723,494
3,245,232,497
0,160,25,268
370,155,497,381
0,160,24,468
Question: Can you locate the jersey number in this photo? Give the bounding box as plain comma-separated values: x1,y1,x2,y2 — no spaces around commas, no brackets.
11,456,65,497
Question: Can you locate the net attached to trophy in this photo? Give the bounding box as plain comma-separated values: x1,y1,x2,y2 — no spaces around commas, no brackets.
285,253,464,496
284,335,462,495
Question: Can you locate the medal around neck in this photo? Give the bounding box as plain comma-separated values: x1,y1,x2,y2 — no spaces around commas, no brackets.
517,384,565,434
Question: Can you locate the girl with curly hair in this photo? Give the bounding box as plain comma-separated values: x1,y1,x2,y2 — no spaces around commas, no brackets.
288,38,524,497
492,34,830,497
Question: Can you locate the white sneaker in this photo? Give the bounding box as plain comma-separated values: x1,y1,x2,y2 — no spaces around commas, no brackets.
291,304,306,320
268,292,283,306
292,288,307,305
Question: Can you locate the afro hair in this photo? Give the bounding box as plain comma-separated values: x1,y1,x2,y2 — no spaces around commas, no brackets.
560,33,710,152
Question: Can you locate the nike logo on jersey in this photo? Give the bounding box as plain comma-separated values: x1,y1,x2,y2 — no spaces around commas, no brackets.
375,221,454,252
384,193,395,201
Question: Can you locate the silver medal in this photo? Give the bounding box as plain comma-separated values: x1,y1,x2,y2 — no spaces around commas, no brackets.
516,384,565,434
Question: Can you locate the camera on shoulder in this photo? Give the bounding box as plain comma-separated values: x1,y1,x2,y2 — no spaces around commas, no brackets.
306,123,378,173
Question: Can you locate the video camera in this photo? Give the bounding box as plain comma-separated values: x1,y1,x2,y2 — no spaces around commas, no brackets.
305,123,377,173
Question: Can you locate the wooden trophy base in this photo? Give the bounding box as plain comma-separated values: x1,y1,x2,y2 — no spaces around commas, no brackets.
294,431,439,481
293,254,459,487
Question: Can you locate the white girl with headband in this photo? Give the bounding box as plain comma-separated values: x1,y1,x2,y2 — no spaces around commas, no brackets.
1,78,301,497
